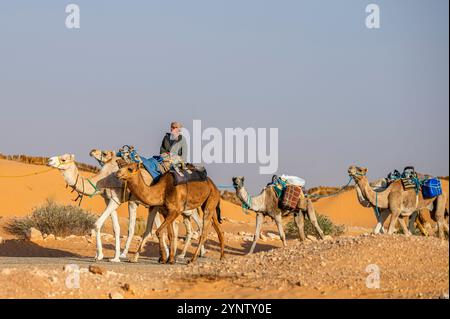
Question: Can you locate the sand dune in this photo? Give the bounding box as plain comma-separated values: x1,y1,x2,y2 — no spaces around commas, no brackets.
0,159,254,224
1,159,448,227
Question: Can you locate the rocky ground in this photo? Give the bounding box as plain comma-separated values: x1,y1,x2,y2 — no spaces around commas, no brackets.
0,228,448,299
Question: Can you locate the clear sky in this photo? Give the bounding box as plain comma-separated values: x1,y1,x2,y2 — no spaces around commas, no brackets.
0,0,448,193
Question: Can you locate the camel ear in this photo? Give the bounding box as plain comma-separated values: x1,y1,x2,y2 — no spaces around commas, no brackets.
70,154,75,161
363,167,368,174
242,177,245,182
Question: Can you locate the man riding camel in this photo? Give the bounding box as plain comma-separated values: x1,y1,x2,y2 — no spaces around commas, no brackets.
160,121,188,162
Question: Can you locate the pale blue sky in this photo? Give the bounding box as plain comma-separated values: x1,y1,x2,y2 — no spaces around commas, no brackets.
0,1,448,193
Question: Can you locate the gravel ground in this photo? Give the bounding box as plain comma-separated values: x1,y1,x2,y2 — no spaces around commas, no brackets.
0,234,448,299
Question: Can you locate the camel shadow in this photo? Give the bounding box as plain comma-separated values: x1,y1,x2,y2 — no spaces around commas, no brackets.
137,240,164,258
0,240,79,258
185,239,279,257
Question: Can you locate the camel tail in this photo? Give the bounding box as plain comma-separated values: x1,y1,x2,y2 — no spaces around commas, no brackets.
216,201,223,224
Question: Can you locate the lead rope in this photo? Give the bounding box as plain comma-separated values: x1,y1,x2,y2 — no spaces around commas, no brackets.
242,195,252,215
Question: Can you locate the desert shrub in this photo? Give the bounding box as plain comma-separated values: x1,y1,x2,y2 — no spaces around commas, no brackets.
4,200,96,238
285,214,345,238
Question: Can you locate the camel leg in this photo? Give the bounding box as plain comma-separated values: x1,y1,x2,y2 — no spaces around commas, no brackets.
191,208,206,256
155,212,179,264
434,196,447,239
94,199,120,261
387,208,402,235
274,213,287,247
131,206,158,263
306,200,325,240
177,216,192,260
153,212,169,257
374,209,388,234
120,201,138,258
398,217,412,236
190,200,217,264
294,211,306,242
211,206,225,260
248,213,264,255
408,211,418,235
167,217,177,264
109,210,121,262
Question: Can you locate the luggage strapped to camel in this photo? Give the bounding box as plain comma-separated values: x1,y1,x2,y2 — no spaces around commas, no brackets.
385,166,442,199
269,175,306,211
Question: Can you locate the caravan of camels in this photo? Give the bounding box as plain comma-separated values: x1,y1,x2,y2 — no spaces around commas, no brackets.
45,143,449,265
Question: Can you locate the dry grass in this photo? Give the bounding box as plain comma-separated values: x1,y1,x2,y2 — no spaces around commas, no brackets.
4,200,96,238
285,214,345,238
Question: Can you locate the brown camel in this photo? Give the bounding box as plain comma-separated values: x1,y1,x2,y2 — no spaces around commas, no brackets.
232,176,325,254
116,161,224,264
348,165,449,239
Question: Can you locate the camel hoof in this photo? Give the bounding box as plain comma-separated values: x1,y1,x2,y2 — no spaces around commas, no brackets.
120,253,128,259
109,258,121,263
187,258,197,265
129,258,138,263
158,257,167,264
168,259,176,265
94,254,104,262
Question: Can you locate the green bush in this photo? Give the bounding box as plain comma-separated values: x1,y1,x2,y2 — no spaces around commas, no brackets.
4,200,96,238
285,214,345,238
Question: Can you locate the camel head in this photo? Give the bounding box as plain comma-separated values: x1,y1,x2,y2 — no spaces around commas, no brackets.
232,176,245,190
348,165,368,181
47,154,76,170
90,149,116,165
116,162,140,181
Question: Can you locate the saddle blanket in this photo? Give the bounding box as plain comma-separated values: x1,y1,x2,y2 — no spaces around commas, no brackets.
141,156,164,181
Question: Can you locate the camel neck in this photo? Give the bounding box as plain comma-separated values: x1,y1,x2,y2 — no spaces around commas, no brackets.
236,186,266,212
61,164,97,196
236,187,251,205
357,176,389,209
62,165,80,188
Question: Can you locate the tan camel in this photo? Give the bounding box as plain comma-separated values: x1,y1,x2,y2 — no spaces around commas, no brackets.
348,166,449,239
232,176,325,254
89,149,206,261
354,179,428,235
116,161,225,264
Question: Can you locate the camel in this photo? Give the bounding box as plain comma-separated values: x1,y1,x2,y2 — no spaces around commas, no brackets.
90,150,206,261
116,161,225,264
232,176,325,255
348,166,449,239
354,178,427,235
48,153,204,263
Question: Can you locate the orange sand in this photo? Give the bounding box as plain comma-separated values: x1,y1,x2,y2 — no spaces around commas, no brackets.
0,158,384,228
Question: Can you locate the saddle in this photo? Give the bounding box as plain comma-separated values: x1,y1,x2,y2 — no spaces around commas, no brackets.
170,165,208,186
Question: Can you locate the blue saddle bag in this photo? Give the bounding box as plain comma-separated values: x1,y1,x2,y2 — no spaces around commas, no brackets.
422,178,442,199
